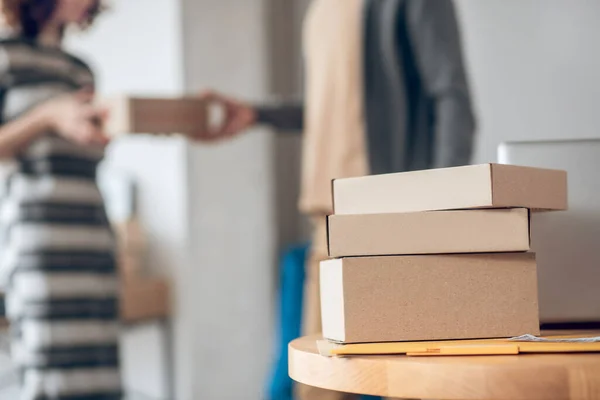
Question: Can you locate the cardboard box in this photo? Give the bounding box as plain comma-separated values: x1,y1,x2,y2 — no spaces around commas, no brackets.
327,208,530,257
115,219,146,279
332,164,567,215
104,96,207,136
121,278,170,323
114,218,170,323
320,253,540,343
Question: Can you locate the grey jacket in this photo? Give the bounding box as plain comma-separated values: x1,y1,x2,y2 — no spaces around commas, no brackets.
256,0,475,174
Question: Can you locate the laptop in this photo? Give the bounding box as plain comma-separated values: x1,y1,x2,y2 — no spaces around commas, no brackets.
498,139,600,324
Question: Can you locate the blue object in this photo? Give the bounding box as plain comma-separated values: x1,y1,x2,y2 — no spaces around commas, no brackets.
266,244,309,400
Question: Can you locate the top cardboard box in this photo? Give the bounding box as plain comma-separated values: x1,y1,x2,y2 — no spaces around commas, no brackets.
104,96,207,137
332,164,567,215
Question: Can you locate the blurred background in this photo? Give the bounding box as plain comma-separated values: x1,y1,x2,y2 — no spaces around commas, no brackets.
2,0,600,399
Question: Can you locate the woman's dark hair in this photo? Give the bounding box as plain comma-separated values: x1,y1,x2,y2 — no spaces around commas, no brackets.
1,0,104,39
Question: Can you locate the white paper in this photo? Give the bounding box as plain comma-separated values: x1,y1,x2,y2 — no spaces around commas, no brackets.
509,334,600,343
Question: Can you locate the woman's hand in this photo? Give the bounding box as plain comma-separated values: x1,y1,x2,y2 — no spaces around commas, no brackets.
37,88,110,146
193,91,257,142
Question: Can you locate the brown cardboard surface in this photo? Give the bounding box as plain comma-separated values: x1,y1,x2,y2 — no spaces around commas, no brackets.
121,278,170,323
115,220,146,279
490,164,568,210
115,218,170,323
104,96,207,136
332,164,567,215
327,208,531,257
320,253,540,343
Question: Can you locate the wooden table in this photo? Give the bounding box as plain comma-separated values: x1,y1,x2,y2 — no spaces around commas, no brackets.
289,334,600,400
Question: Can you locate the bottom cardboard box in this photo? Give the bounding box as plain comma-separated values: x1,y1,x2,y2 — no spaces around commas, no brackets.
320,253,540,343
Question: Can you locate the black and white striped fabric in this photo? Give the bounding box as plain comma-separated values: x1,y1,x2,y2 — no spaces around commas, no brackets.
0,37,122,400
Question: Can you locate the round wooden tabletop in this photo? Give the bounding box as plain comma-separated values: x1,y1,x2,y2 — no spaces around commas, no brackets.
289,334,600,400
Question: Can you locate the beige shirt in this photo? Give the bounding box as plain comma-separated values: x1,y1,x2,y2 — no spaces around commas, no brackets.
300,0,369,215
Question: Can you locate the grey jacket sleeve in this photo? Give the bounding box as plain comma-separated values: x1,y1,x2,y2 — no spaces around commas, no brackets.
405,0,476,167
255,101,304,132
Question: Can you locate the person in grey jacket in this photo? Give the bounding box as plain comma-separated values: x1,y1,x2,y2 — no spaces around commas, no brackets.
198,1,475,399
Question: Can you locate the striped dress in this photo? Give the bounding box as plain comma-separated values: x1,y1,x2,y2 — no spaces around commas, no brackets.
0,37,122,399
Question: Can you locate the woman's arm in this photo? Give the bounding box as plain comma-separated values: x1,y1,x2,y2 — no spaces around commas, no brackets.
0,106,50,159
0,90,109,159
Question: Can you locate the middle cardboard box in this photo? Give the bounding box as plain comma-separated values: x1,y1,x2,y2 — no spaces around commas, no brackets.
327,208,530,257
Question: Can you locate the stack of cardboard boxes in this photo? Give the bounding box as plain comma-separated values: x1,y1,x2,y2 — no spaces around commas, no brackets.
321,164,567,344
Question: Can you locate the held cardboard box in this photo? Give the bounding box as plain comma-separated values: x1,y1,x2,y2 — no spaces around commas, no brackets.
332,164,567,215
104,96,207,136
327,208,530,257
320,253,540,343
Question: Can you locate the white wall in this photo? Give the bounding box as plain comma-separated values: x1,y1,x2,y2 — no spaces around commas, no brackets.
180,1,277,399
456,0,600,163
66,0,183,94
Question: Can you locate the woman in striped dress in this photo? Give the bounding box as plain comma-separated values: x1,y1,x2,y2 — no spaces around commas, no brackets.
0,1,121,399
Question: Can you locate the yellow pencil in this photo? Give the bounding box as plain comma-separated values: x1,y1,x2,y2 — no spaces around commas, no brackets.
407,345,519,357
